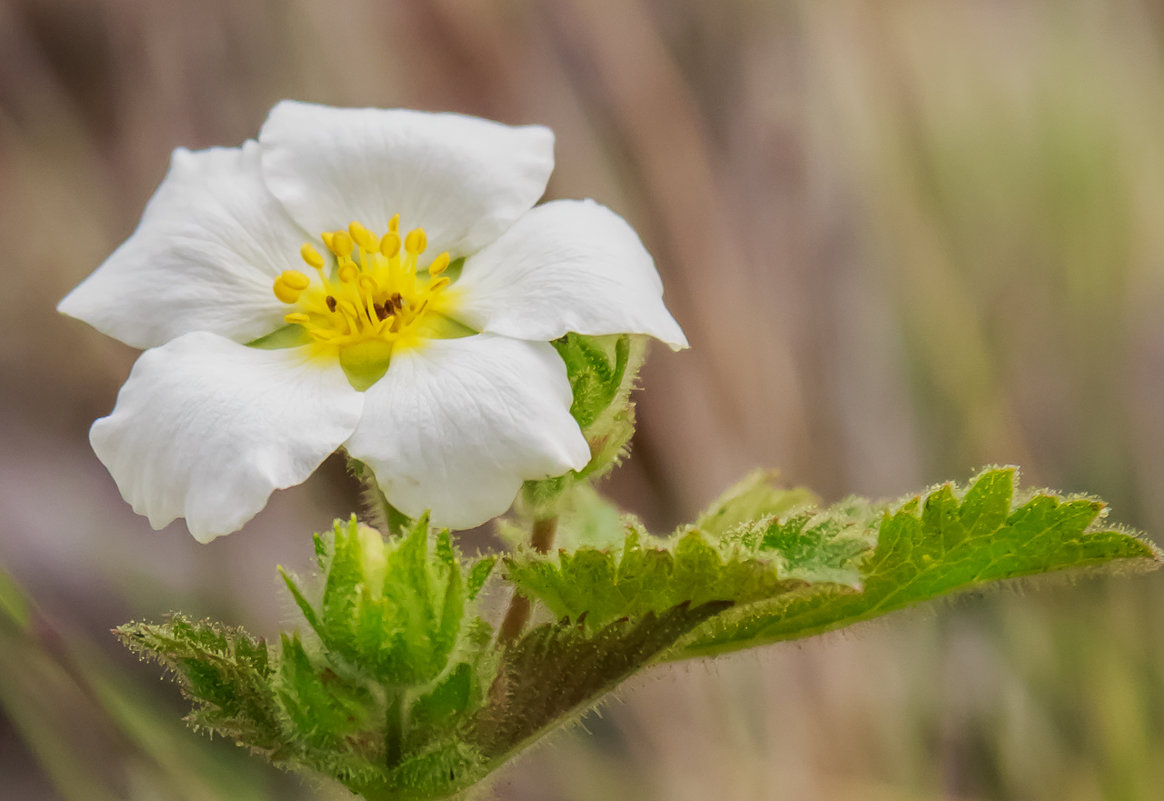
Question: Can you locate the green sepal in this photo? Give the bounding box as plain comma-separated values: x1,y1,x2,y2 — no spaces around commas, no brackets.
553,332,633,429
245,323,312,350
521,334,645,516
282,515,464,687
274,633,378,753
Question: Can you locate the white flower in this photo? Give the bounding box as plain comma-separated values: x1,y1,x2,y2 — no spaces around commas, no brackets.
60,101,686,543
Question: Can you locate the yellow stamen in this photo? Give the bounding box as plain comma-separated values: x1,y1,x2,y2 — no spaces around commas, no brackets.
300,243,325,270
330,231,354,258
404,228,427,255
379,232,401,258
273,270,311,304
270,218,463,388
349,221,376,251
281,270,311,290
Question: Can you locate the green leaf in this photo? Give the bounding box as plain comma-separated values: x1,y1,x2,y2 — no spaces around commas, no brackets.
506,518,865,631
694,469,817,537
465,600,730,764
407,663,473,747
673,467,1162,659
722,497,880,588
115,468,1159,801
114,615,283,751
552,484,628,550
466,556,497,601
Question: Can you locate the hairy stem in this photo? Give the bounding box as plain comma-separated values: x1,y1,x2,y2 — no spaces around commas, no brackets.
385,688,405,767
499,516,558,643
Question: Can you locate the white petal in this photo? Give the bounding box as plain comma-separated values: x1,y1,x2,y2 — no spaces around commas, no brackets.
59,142,308,349
90,333,363,542
346,335,590,529
258,101,554,259
453,200,688,350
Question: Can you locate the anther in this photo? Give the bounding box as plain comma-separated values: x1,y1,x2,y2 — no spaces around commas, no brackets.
284,312,311,325
358,275,378,294
300,244,325,270
273,282,299,304
273,270,311,303
379,232,401,259
330,231,354,258
349,221,376,251
325,295,338,313
404,228,427,255
338,263,359,284
428,252,450,275
374,302,390,321
281,270,311,290
429,276,451,292
388,213,400,233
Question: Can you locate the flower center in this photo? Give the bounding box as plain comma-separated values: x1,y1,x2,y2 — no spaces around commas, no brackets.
272,215,463,389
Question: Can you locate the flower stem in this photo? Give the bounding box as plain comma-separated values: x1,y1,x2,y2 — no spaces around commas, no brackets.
385,688,405,767
499,516,557,643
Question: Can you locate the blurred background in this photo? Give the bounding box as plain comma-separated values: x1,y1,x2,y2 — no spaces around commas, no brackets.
2,0,1163,798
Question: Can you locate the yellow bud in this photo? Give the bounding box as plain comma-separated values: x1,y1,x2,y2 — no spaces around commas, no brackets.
300,243,325,270
349,221,376,251
404,227,427,255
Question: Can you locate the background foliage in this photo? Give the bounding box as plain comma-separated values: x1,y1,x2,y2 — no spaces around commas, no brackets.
3,1,1164,799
